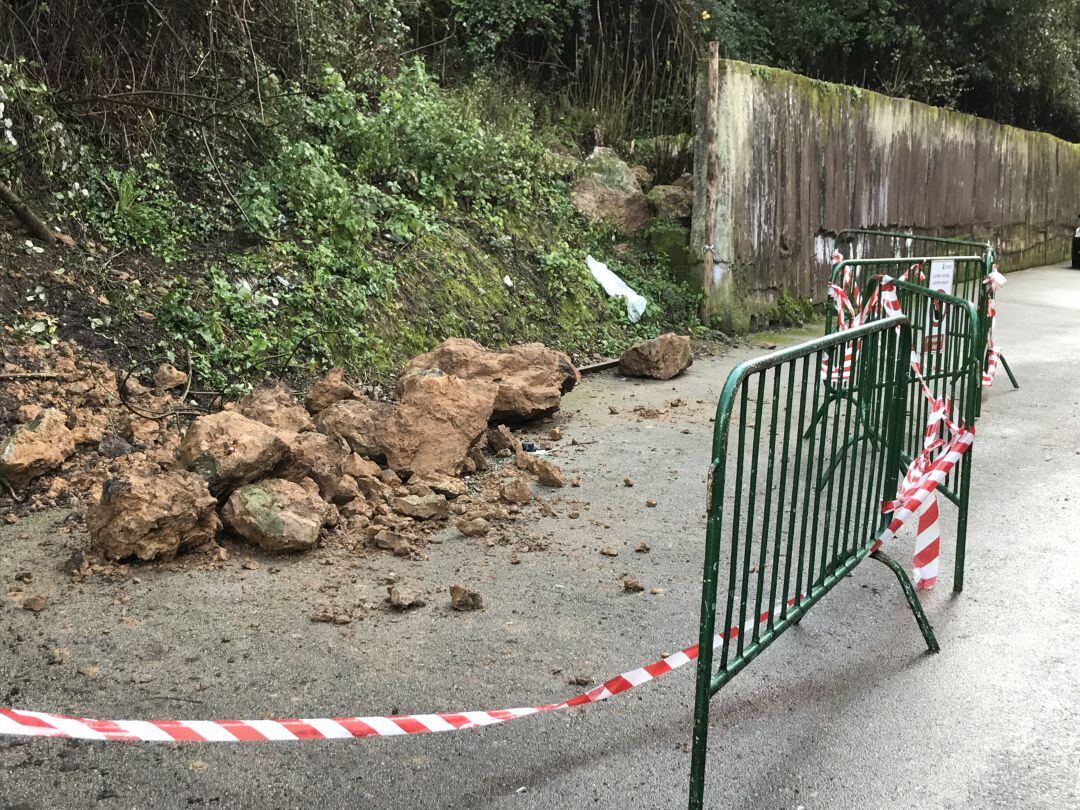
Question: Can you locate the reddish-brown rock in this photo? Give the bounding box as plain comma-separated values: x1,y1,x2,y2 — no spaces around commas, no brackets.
274,430,355,504
178,411,289,495
0,409,75,490
87,471,220,561
403,338,579,422
238,381,314,434
305,368,358,414
618,333,693,380
314,398,390,459
221,478,329,552
378,371,497,476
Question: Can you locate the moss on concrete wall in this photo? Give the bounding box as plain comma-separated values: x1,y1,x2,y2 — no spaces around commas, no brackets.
692,59,1080,329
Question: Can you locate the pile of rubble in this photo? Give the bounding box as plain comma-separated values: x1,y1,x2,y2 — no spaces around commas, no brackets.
0,337,582,565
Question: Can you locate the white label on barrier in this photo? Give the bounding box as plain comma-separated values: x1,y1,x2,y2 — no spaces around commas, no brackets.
928,259,955,294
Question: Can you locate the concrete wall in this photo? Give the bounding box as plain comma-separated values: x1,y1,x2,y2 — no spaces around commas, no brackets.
691,57,1080,329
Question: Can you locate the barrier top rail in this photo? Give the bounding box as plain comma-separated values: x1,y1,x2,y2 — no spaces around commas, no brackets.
834,228,994,256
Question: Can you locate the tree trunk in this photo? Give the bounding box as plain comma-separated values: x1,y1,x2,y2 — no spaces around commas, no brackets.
0,179,55,244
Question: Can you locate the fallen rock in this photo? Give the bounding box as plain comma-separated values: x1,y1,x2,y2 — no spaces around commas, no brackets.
373,529,416,556
571,147,653,234
353,475,392,503
221,478,329,552
314,397,390,459
623,577,645,593
22,594,48,612
178,411,288,495
402,338,580,422
646,183,693,220
305,368,357,414
379,371,497,476
387,585,426,610
274,431,354,504
635,541,651,554
0,409,75,490
618,333,693,380
456,516,490,537
500,478,532,505
343,454,382,480
533,459,565,487
390,493,449,520
97,433,133,458
152,362,188,390
238,381,314,433
486,425,521,454
411,471,468,499
449,584,483,611
600,545,619,557
87,471,220,561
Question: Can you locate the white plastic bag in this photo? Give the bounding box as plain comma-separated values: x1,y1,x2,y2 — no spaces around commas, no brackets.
585,255,647,323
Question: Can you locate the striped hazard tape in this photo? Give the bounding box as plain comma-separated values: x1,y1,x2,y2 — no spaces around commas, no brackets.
877,276,975,589
0,600,796,743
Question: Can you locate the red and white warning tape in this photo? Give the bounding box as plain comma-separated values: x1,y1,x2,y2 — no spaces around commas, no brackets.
981,267,1007,387
877,276,975,589
0,601,796,743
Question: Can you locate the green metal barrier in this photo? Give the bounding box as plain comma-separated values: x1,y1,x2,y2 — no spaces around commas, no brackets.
828,259,982,591
689,315,935,810
831,229,1019,392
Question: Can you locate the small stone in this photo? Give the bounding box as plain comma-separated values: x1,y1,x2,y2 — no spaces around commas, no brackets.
549,428,562,441
22,594,48,612
305,368,357,413
539,502,556,518
635,541,651,553
449,584,483,611
570,475,581,487
646,499,657,507
152,362,188,390
568,510,581,519
97,433,133,458
390,493,449,520
241,560,259,570
623,477,634,487
600,546,619,557
456,517,490,537
343,454,382,480
623,577,645,593
534,459,565,488
374,530,415,556
500,478,532,505
608,405,620,414
2,513,16,525
387,584,426,610
649,587,665,595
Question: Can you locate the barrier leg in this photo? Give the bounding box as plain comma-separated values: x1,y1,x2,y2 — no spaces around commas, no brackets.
998,353,1020,389
870,549,941,653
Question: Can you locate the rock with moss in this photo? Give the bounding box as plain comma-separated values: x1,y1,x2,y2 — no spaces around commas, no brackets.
646,184,693,220
221,478,329,552
570,147,652,234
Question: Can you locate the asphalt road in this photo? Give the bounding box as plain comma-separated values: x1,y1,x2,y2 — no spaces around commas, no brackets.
1,264,1078,809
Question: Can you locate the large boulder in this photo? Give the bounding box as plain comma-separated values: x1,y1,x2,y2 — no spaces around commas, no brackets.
0,409,75,490
402,338,580,422
87,471,220,561
238,381,314,434
646,183,693,220
305,368,358,414
221,478,329,552
618,333,693,380
314,398,390,459
570,147,652,234
379,371,497,476
178,411,289,495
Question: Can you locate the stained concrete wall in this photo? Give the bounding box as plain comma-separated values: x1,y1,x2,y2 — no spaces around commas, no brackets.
691,58,1080,329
